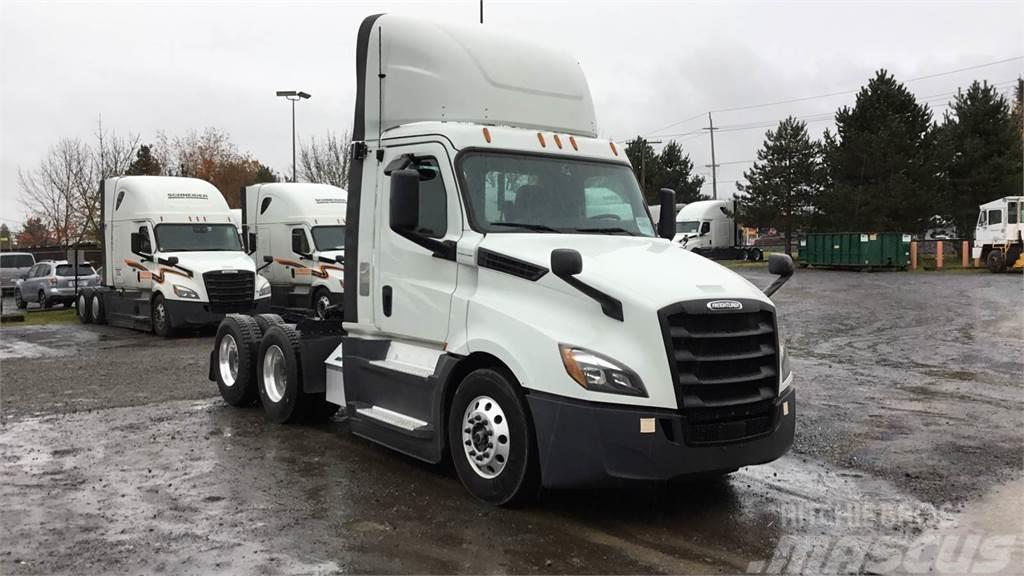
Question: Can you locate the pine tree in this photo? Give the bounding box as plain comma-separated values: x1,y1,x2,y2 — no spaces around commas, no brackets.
126,144,162,176
819,70,937,234
624,137,705,204
937,80,1023,238
736,117,822,254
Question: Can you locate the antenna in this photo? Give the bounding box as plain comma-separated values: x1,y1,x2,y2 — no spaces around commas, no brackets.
377,26,385,159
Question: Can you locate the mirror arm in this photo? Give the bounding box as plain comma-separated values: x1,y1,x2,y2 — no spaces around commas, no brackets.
395,230,456,261
157,257,193,278
762,271,792,298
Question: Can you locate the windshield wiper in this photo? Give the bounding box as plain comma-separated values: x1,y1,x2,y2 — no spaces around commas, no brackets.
572,227,636,236
491,222,561,233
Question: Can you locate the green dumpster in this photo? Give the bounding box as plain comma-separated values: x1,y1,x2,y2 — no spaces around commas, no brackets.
798,233,911,269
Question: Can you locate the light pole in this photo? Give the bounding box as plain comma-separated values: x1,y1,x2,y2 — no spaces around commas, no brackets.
276,90,311,182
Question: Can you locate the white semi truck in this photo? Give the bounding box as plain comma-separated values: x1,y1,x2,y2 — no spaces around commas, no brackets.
78,176,271,336
241,183,347,318
209,14,796,504
672,199,764,261
972,196,1023,273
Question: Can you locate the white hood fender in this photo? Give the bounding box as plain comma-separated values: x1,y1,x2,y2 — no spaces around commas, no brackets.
151,251,267,300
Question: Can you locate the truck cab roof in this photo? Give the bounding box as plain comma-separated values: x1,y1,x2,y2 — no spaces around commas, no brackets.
245,183,347,224
105,176,233,224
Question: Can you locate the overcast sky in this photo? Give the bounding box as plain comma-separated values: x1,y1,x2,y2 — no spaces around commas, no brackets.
1,0,1021,229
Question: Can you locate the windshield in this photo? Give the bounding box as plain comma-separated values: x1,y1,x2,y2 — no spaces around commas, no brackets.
459,153,655,236
676,221,699,234
154,224,242,252
56,264,96,276
311,226,346,251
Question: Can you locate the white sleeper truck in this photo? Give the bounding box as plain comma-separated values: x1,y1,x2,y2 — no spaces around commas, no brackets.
673,199,764,261
242,183,347,318
209,15,797,504
79,176,271,336
972,196,1023,273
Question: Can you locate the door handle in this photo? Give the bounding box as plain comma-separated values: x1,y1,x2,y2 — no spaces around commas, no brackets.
382,285,393,317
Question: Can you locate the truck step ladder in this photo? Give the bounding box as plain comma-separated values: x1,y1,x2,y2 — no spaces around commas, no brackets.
355,405,428,432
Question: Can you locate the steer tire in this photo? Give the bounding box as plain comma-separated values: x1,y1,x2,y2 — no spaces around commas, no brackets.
312,288,332,320
214,315,261,407
257,324,307,424
986,249,1006,274
253,313,286,335
77,290,93,324
448,368,540,506
151,294,175,338
91,292,107,325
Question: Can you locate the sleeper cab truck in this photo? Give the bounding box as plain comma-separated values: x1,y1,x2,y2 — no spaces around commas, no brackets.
78,176,271,336
209,14,797,505
972,196,1023,273
672,199,763,261
242,183,347,319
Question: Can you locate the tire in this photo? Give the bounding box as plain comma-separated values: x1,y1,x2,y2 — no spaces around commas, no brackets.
91,292,106,324
253,313,285,335
151,293,175,337
214,315,261,407
986,250,1006,273
312,288,332,320
448,368,539,506
257,324,306,423
39,290,50,310
749,247,764,262
77,291,93,324
15,289,27,310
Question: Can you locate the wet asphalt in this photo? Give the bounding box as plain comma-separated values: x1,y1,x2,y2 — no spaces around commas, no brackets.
1,268,1021,574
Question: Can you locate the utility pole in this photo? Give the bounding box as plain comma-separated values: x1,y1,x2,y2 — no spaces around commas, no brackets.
704,112,719,199
640,139,663,199
276,90,311,182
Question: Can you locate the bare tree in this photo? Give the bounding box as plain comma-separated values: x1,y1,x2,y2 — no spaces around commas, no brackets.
86,119,140,239
18,138,94,248
299,132,350,188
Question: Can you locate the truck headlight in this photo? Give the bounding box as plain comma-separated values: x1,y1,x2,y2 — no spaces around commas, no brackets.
258,283,271,297
173,284,199,299
779,327,793,393
559,344,647,397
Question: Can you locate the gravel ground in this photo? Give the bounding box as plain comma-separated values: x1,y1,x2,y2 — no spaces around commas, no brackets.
1,268,1021,574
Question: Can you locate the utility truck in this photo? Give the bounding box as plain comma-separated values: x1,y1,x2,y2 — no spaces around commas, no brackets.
242,183,347,318
209,14,797,505
972,196,1023,273
672,199,764,261
79,176,271,335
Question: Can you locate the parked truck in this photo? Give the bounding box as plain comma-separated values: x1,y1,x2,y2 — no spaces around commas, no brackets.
78,176,271,335
672,199,764,261
972,196,1023,273
209,14,797,505
241,183,347,318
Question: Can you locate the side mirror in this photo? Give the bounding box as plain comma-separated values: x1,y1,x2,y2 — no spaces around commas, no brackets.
317,255,337,264
263,255,273,264
390,169,420,233
248,232,257,253
130,232,152,258
763,254,795,298
658,188,676,239
164,256,179,267
551,248,583,277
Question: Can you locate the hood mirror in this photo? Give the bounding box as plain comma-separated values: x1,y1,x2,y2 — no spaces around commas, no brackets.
551,248,582,277
763,254,795,298
657,189,676,239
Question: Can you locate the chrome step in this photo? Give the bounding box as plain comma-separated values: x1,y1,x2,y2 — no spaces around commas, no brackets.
355,405,428,431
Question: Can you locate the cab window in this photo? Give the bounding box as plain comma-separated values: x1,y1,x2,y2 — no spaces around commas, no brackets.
291,228,310,254
415,158,447,239
988,209,1002,226
700,221,711,235
1008,202,1018,224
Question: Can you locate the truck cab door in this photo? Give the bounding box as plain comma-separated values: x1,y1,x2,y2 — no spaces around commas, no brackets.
375,143,461,344
985,207,1005,242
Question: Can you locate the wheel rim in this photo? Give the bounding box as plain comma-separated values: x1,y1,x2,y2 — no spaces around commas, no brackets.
262,344,287,403
91,295,101,321
218,334,239,387
461,395,511,479
154,302,166,330
78,294,87,318
316,295,330,318
15,291,23,306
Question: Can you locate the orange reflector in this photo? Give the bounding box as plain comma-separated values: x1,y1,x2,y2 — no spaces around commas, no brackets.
482,127,492,143
553,134,563,149
537,133,546,148
609,141,618,156
569,136,578,151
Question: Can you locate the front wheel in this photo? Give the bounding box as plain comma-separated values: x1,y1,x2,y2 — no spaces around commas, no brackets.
986,249,1006,273
749,247,764,262
151,294,174,337
39,290,50,310
313,288,332,320
448,368,539,506
15,289,26,310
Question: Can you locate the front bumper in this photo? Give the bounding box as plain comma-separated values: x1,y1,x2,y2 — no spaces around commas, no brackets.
163,297,271,327
528,387,795,488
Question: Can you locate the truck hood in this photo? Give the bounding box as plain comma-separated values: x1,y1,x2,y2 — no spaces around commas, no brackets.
157,251,257,274
477,234,769,310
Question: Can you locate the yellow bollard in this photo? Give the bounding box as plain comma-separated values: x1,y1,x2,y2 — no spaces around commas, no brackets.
936,241,943,269
962,241,969,268
911,241,918,270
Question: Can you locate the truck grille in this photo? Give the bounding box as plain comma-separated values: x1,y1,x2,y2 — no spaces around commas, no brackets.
658,299,779,445
203,270,254,313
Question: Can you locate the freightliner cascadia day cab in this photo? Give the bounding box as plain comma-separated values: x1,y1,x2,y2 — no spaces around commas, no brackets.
209,14,797,505
78,176,271,336
242,183,347,318
972,196,1023,273
673,199,764,261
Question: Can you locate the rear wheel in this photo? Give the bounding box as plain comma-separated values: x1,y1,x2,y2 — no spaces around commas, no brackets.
214,315,261,406
77,291,92,324
91,293,106,324
749,247,764,262
257,324,338,423
448,368,539,506
38,290,50,310
986,249,1006,273
151,294,174,337
253,313,285,335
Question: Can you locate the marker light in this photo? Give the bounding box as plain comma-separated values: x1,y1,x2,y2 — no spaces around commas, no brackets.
609,141,618,156
569,136,578,151
537,133,546,148
553,134,563,149
482,127,492,143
